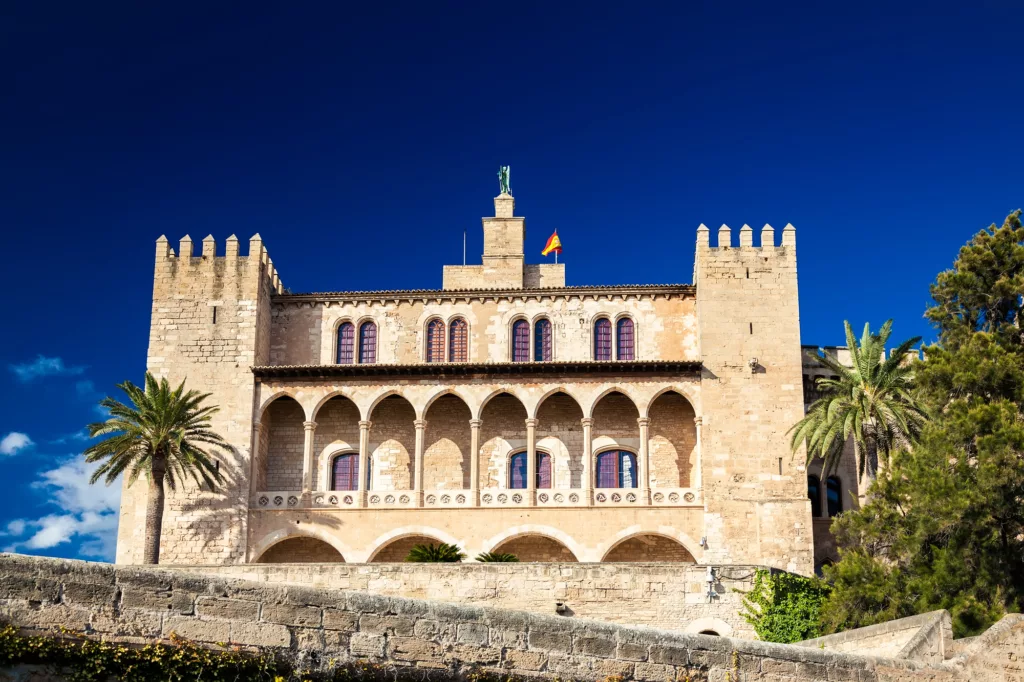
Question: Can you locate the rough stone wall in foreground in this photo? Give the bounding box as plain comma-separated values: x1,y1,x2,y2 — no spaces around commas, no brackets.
4,554,1023,682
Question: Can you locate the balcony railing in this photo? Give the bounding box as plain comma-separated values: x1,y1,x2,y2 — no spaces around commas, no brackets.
254,487,701,510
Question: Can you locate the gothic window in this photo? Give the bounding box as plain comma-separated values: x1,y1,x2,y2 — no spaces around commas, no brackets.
336,322,354,364
594,318,612,361
331,453,359,491
534,318,552,361
807,475,822,517
449,318,468,362
596,449,637,488
511,319,530,362
826,476,843,517
358,321,377,364
508,451,551,489
425,318,445,363
616,317,635,360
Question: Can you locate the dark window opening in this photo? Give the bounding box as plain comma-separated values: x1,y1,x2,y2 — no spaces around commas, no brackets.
807,475,822,517
826,476,843,517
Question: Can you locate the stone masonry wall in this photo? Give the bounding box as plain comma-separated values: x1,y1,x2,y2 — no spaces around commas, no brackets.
4,554,1019,682
648,391,697,488
423,395,472,489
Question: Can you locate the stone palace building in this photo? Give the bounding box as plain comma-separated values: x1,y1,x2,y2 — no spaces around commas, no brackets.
117,187,857,577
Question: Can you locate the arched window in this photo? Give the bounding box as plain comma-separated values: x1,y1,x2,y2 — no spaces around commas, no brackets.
807,475,822,518
616,317,635,360
826,476,843,517
511,319,530,362
336,322,354,364
358,322,377,364
331,453,359,491
534,318,552,361
509,451,552,489
596,450,637,488
449,318,468,362
594,318,612,361
425,318,445,363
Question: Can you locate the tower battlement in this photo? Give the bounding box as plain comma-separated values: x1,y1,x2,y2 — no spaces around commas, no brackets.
155,233,285,295
695,222,796,250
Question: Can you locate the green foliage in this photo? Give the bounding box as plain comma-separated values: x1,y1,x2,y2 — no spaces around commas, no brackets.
86,372,227,491
741,569,831,643
474,552,519,562
405,542,466,562
821,210,1024,638
790,320,926,478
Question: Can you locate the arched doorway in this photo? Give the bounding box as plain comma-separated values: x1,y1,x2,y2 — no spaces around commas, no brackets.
491,534,578,562
369,534,449,562
603,534,696,562
256,536,345,563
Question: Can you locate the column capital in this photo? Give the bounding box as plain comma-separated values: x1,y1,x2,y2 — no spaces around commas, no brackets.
303,421,317,431
414,419,427,430
525,418,538,428
694,416,703,426
359,420,372,429
469,419,482,428
580,417,594,428
252,420,262,430
636,417,650,427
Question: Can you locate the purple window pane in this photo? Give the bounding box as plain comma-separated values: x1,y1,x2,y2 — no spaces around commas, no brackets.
449,318,468,362
537,452,551,489
332,454,359,491
617,318,635,361
336,322,354,364
510,452,527,489
426,319,445,363
512,320,530,362
596,450,618,488
594,318,612,361
534,319,552,361
359,322,377,363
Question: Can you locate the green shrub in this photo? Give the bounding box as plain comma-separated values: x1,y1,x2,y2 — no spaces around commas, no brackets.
475,552,519,562
741,569,831,643
405,542,466,562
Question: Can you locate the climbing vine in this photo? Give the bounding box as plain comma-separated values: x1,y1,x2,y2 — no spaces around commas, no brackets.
741,569,831,643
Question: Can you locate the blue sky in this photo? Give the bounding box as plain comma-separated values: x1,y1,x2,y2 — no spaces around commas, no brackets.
1,2,1021,562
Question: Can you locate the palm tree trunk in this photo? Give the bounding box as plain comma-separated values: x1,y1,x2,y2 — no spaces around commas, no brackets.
143,456,166,564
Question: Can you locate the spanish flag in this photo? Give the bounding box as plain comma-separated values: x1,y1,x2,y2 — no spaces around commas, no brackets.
541,230,562,257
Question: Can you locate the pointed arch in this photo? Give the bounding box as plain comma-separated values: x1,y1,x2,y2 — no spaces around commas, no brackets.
257,391,308,422
586,386,639,419
311,390,362,422
422,387,474,420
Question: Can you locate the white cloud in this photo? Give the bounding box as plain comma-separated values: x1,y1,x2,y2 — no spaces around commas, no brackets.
9,355,86,382
1,519,26,536
4,456,121,560
48,430,91,446
0,432,33,456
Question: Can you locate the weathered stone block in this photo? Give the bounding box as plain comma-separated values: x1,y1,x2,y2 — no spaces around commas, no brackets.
617,641,650,661
504,649,548,671
120,588,194,615
388,637,442,663
195,597,259,621
61,582,118,607
349,631,386,658
231,621,290,648
262,603,321,627
443,644,501,665
528,627,572,653
0,576,60,603
634,661,676,681
322,609,358,631
650,644,690,666
688,648,731,668
575,635,616,658
163,616,230,643
457,622,489,646
591,658,634,678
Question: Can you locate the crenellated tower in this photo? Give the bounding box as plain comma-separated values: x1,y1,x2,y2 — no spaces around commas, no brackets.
115,234,282,565
694,222,813,574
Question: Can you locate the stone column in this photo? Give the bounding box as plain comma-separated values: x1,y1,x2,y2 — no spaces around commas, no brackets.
581,417,594,505
249,421,264,497
358,420,371,504
414,419,427,507
694,416,703,492
301,421,317,496
469,419,482,506
525,418,538,505
637,417,651,504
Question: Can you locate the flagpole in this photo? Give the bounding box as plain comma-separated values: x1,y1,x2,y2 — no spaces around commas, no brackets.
463,229,466,266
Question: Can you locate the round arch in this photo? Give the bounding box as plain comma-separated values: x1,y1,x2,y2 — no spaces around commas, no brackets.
586,386,639,419
364,526,462,562
421,388,474,420
250,527,353,563
310,390,362,422
596,525,702,563
685,618,733,638
257,391,308,422
480,525,585,561
476,389,529,420
639,385,701,419
530,387,585,420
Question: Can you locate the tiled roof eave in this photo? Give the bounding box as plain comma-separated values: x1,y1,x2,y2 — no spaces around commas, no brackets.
251,360,701,380
275,283,695,303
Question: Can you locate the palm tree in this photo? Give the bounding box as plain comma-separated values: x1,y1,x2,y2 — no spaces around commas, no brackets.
475,552,519,562
790,320,927,487
85,372,226,564
405,542,466,562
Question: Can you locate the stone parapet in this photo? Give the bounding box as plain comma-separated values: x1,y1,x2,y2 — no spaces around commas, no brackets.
5,553,1017,681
